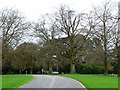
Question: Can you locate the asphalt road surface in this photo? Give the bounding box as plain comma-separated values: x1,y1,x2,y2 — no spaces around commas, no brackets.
19,75,86,89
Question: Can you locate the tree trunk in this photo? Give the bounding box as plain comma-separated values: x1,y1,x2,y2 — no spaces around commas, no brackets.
104,51,108,75
70,63,76,74
118,3,120,89
48,66,53,74
30,68,33,74
48,62,53,74
118,55,120,77
103,21,108,75
118,46,120,77
118,46,120,90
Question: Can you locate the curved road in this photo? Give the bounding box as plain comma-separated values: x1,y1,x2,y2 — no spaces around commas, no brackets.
19,75,86,89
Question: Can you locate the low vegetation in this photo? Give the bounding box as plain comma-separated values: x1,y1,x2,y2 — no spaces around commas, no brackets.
2,75,33,88
59,74,118,89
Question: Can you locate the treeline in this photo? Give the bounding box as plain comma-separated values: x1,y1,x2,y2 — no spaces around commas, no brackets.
1,1,120,75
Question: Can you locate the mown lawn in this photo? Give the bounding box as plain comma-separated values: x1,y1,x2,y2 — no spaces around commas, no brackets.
59,74,118,89
2,74,34,88
0,75,2,89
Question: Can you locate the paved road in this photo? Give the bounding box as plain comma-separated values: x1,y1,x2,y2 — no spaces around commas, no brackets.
19,75,86,89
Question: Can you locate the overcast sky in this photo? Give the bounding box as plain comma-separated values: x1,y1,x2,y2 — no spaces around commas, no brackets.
0,0,119,22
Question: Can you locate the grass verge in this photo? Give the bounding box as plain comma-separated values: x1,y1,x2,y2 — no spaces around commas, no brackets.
2,74,34,88
59,74,118,89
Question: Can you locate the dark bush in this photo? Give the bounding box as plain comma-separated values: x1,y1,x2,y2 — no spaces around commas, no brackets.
76,64,104,74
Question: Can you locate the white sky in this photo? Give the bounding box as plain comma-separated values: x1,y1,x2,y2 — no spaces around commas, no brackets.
0,0,119,22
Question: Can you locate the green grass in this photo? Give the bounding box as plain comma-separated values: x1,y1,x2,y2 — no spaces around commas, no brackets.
59,74,118,89
2,74,34,88
0,75,2,89
2,74,119,89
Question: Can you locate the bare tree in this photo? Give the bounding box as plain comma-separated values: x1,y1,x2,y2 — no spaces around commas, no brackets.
111,23,120,76
34,17,58,74
0,8,30,70
117,2,120,76
54,6,95,74
93,1,117,75
0,39,2,74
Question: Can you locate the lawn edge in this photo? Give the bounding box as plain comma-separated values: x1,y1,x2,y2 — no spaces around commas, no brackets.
2,74,34,88
18,75,34,88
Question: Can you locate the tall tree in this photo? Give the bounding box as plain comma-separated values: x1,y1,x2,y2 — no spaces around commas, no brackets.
54,6,95,73
0,8,30,71
0,39,2,74
93,1,117,75
34,18,58,74
117,2,120,76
